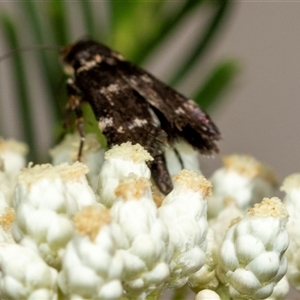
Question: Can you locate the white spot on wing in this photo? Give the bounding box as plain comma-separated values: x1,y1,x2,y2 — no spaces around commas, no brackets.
112,52,124,61
99,84,120,106
129,78,138,86
106,84,119,93
77,60,98,73
117,126,125,133
94,55,102,63
141,74,152,83
100,84,119,95
128,118,148,130
99,117,113,131
175,107,185,115
184,99,197,110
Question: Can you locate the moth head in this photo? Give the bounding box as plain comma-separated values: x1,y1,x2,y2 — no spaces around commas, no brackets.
61,40,94,76
61,39,124,76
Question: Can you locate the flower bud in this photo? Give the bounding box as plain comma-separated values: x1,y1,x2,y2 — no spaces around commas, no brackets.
217,197,289,299
97,142,153,207
58,206,124,300
50,133,105,190
208,155,277,218
280,174,300,289
0,243,58,299
159,169,211,288
111,176,170,299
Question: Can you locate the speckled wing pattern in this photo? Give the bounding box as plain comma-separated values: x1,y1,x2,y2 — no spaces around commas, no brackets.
62,40,220,194
116,60,220,154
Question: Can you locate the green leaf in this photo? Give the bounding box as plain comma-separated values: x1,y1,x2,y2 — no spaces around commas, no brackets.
54,103,107,149
134,0,206,64
193,59,240,110
170,0,232,86
22,0,45,44
79,0,97,38
48,0,69,45
0,14,37,160
109,0,207,63
108,1,165,59
82,103,107,148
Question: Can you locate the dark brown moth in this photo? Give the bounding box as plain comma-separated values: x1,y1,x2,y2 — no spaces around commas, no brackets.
61,39,220,194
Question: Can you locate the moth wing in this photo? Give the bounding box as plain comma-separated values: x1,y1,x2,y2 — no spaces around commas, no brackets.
76,64,164,147
75,63,173,193
117,61,220,154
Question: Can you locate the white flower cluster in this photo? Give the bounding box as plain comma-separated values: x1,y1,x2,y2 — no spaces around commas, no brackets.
0,135,297,300
12,162,98,269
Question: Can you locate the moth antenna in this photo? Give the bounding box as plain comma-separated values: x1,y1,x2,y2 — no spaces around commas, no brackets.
0,45,62,63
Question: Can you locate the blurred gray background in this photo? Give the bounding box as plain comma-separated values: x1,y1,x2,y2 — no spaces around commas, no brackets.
199,1,300,186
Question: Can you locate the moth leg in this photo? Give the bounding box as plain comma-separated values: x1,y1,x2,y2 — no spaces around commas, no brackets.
173,147,184,169
148,153,173,195
75,116,85,161
65,79,85,161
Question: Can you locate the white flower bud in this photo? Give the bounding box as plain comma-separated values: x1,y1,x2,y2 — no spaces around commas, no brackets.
50,133,105,190
195,289,221,300
159,170,211,288
55,162,98,211
97,142,153,207
189,228,219,291
12,162,98,268
111,176,171,299
280,174,300,289
0,137,28,177
217,197,289,299
0,242,58,300
208,155,277,218
209,202,244,246
165,142,202,177
58,206,124,300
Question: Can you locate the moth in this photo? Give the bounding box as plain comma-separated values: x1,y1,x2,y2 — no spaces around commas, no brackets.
61,39,220,194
